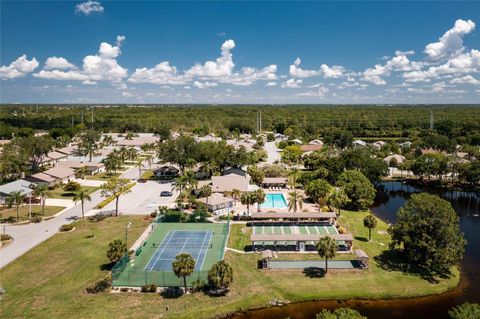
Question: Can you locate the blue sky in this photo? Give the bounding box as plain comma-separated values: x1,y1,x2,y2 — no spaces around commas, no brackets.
1,1,479,104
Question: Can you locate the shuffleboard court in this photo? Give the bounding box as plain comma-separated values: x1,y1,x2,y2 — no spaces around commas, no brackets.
145,230,212,271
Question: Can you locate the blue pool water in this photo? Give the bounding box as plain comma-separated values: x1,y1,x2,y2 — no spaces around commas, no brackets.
261,193,288,209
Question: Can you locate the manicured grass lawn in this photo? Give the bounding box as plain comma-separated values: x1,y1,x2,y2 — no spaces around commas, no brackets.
140,169,154,179
0,205,65,222
0,212,460,319
46,186,99,199
85,172,121,181
228,223,252,250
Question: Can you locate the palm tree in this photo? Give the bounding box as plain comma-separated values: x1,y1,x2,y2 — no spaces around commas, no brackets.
208,260,233,290
102,135,115,147
199,185,212,206
118,146,129,164
172,175,188,193
254,189,266,212
288,190,304,213
136,159,143,179
127,147,138,162
327,187,350,216
185,158,197,171
288,168,300,189
106,239,127,263
316,236,337,274
240,192,256,215
32,184,48,216
172,253,196,293
231,189,241,203
145,154,154,170
363,215,378,241
6,191,26,222
73,189,92,219
74,166,89,179
183,170,198,191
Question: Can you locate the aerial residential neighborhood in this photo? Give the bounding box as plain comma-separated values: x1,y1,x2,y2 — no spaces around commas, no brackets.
1,1,480,319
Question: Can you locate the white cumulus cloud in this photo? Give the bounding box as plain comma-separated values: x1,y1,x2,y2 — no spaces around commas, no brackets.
44,57,77,70
424,19,475,61
0,55,39,79
289,57,344,78
281,78,302,88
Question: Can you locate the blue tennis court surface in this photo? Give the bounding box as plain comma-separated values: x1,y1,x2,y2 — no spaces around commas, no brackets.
145,230,212,271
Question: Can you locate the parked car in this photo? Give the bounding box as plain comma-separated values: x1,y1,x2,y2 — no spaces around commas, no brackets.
160,191,173,197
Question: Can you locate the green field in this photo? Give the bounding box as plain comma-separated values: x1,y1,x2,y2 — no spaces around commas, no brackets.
0,205,65,222
112,222,228,287
45,186,99,199
0,213,460,319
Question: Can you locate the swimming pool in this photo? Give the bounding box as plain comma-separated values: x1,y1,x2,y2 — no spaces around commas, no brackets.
261,193,288,209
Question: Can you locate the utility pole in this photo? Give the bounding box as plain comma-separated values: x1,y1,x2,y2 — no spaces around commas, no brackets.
430,110,434,130
71,115,74,127
81,111,84,124
91,107,94,125
259,109,262,133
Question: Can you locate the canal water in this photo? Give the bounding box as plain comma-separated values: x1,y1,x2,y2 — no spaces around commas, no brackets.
233,181,480,319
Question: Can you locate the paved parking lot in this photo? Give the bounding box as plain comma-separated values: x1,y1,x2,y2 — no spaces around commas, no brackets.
102,180,177,215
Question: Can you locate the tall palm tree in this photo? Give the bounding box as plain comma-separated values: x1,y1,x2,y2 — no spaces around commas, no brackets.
240,192,256,215
288,190,304,214
363,214,378,241
288,168,300,189
145,154,154,170
172,175,188,193
127,147,138,162
104,156,119,174
231,189,241,202
199,185,212,207
327,187,350,216
172,253,196,293
73,189,92,219
183,170,198,191
136,159,143,179
316,236,337,274
118,146,129,164
6,191,26,222
254,189,266,212
32,184,48,216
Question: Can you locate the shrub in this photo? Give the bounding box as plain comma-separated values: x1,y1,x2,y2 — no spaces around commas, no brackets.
140,285,148,293
150,211,157,218
85,277,111,294
192,279,206,292
88,214,107,222
0,234,12,241
338,226,347,234
277,141,288,149
148,284,157,293
30,216,43,223
120,287,129,293
63,181,81,192
59,224,74,232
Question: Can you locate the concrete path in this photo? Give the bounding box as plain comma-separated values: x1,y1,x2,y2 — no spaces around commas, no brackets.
0,166,138,269
263,141,281,165
74,178,105,187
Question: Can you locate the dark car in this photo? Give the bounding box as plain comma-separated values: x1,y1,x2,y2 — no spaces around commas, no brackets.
160,191,173,197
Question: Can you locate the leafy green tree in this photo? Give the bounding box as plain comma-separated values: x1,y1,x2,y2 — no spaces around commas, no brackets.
157,135,199,173
389,193,466,276
288,190,304,213
18,135,54,173
305,179,332,205
281,145,303,167
316,307,366,319
247,165,265,185
6,191,26,221
79,130,101,162
363,214,377,241
100,177,132,216
323,128,354,149
208,260,233,290
316,236,337,274
104,154,120,174
172,253,196,292
106,239,127,263
336,170,376,210
449,303,480,319
74,166,89,179
32,184,48,216
73,189,92,219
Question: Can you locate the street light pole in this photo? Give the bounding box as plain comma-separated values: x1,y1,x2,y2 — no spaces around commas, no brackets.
125,222,132,249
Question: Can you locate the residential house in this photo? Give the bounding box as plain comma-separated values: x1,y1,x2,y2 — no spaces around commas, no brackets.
212,173,258,193
196,192,235,215
353,140,367,147
383,154,406,165
372,141,387,149
0,179,34,204
154,165,180,179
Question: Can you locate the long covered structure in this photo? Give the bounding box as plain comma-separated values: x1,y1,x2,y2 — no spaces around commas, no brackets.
250,233,353,252
251,212,337,224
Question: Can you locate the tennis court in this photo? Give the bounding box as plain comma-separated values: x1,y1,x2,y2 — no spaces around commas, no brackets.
112,222,229,287
145,230,213,271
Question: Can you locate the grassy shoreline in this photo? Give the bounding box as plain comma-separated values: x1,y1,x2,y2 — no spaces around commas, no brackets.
0,212,460,319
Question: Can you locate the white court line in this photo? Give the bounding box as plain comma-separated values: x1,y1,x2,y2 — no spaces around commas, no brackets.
324,226,330,234
197,231,212,271
145,230,176,271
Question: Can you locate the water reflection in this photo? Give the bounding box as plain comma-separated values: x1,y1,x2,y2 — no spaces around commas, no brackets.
233,182,479,319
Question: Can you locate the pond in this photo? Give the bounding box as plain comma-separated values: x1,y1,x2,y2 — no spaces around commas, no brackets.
233,181,480,319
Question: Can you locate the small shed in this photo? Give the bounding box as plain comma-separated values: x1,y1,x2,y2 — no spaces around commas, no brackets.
261,249,273,269
355,249,369,268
